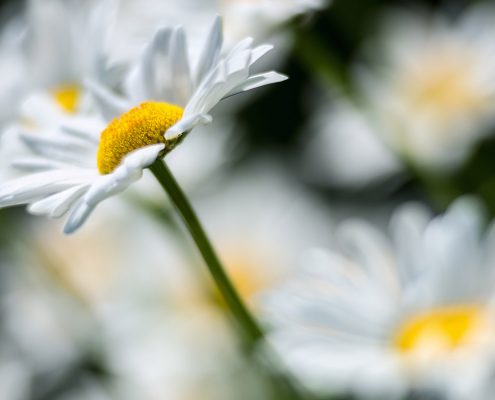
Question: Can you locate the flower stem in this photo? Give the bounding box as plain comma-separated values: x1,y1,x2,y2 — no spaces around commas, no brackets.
149,159,264,346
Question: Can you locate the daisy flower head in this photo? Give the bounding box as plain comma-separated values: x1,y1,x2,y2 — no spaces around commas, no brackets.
359,5,495,172
264,198,495,399
19,0,118,120
0,16,287,234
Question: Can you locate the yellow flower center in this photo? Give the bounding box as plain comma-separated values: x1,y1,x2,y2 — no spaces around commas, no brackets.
399,47,488,119
97,101,183,174
394,305,493,359
52,84,81,113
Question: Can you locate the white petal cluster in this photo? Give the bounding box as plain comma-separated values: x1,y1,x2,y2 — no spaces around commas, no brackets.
358,5,495,171
264,198,495,399
0,16,286,233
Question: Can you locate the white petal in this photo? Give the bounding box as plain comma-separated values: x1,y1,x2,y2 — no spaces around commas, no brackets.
165,114,212,140
12,157,72,171
85,79,129,121
249,44,274,66
63,144,164,234
64,200,95,234
227,71,288,96
194,15,223,85
169,27,192,105
0,169,94,207
28,184,89,217
133,27,173,101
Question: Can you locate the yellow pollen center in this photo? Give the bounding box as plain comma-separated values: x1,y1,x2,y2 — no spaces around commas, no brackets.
393,305,493,358
52,84,81,113
97,101,184,174
400,48,487,118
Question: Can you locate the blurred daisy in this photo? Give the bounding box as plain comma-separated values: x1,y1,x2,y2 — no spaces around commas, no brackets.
359,5,495,172
0,16,286,234
20,0,117,118
264,198,495,399
113,0,326,53
219,0,327,42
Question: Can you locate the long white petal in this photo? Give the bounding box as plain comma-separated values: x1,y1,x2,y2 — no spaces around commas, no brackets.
85,79,129,121
165,113,212,140
227,71,288,96
169,27,192,105
28,184,89,217
194,15,223,86
12,157,73,171
63,144,164,233
0,170,94,207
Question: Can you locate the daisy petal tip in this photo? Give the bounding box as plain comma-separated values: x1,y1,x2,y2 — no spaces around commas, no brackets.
64,202,92,235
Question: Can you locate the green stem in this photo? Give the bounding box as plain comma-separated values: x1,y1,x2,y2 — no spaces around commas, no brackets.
149,159,263,346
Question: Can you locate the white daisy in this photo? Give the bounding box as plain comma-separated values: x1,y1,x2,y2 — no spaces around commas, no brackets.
264,198,495,399
20,0,117,116
358,5,495,172
0,16,287,234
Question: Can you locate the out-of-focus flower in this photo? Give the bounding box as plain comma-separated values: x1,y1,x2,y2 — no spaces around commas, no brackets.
264,198,495,399
112,0,326,55
219,0,327,42
0,0,119,180
359,5,495,172
0,17,286,234
20,0,117,117
301,97,402,189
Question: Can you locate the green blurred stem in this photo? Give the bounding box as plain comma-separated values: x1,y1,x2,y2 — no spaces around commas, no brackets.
149,159,263,346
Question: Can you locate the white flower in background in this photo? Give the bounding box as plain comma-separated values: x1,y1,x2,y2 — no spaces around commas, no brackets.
264,198,495,399
359,5,495,172
112,0,326,58
0,0,118,180
20,0,117,117
0,16,286,234
301,97,402,189
220,0,327,41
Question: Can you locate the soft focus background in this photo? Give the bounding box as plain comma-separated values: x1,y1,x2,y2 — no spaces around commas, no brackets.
0,0,494,399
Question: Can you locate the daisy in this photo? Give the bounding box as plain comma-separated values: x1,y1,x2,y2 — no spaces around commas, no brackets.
358,5,495,172
263,198,495,399
0,16,287,234
20,0,117,117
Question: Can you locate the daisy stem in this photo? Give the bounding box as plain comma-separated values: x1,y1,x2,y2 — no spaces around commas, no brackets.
149,159,264,346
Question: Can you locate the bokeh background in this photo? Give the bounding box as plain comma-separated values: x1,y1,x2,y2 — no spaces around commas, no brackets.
0,0,494,399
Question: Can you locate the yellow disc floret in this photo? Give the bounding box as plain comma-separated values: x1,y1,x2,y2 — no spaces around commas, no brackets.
52,84,81,113
393,305,493,358
97,101,184,175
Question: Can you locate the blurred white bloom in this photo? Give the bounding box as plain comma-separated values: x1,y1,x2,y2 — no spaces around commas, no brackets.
219,0,327,42
359,5,495,172
0,0,118,180
0,17,286,234
20,0,117,116
113,0,326,55
264,198,495,399
301,97,402,189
